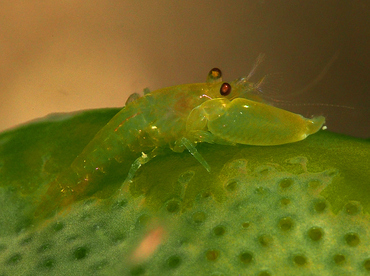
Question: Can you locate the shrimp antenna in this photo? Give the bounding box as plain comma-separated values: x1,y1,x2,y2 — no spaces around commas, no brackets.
259,94,354,110
279,50,341,98
246,53,266,81
254,50,341,99
251,50,354,110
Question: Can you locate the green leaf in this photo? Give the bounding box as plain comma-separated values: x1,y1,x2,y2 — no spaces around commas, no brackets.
0,108,369,275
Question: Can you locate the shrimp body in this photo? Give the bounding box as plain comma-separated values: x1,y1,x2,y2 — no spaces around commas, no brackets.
36,67,325,217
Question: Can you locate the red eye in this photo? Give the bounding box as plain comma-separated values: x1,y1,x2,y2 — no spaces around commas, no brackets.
220,82,231,96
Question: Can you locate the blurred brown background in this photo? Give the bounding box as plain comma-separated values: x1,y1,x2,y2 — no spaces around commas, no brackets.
0,1,369,138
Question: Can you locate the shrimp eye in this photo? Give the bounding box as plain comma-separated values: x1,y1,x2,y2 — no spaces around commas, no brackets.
209,68,222,80
220,82,231,96
207,68,222,84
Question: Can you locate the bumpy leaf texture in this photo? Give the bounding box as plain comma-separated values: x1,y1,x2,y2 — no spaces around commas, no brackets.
0,108,369,275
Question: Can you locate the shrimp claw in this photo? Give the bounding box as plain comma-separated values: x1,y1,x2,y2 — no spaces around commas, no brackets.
187,97,325,146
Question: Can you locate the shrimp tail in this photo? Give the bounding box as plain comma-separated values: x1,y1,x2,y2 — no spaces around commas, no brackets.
33,185,68,220
33,171,79,219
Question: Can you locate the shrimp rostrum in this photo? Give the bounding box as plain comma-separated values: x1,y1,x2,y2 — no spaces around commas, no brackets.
36,62,325,217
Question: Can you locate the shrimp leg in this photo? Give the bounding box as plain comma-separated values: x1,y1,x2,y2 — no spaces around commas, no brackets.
180,137,211,172
170,137,211,172
125,147,160,183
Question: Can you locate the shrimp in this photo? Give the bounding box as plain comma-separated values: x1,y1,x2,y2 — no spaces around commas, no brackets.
35,60,325,218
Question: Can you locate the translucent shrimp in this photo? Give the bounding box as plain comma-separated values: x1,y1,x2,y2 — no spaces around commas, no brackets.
35,62,325,218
